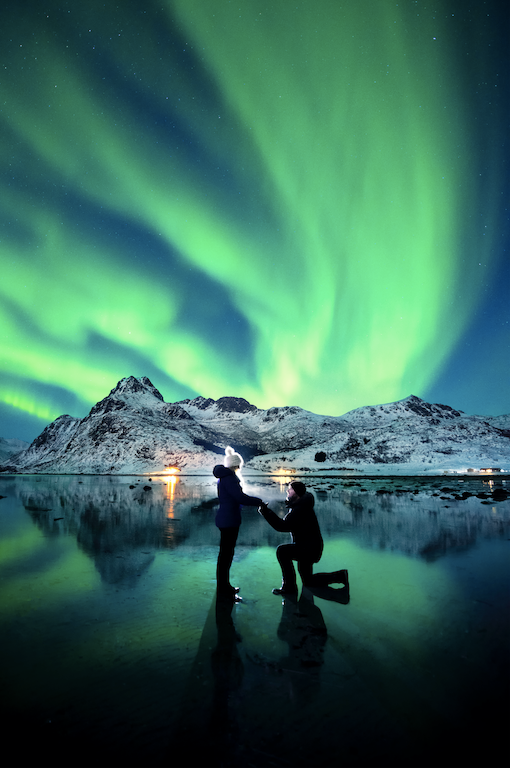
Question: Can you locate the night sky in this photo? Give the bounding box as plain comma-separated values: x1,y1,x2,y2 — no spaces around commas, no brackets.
1,0,509,442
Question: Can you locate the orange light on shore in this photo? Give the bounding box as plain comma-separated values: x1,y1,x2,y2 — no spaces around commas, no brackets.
275,468,295,490
164,472,180,517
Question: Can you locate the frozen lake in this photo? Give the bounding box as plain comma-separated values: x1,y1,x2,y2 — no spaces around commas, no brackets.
0,473,508,767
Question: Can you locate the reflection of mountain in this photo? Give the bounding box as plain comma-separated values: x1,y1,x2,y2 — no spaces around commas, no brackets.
418,529,478,561
17,476,209,587
12,477,510,576
91,549,155,588
319,484,510,558
2,376,509,473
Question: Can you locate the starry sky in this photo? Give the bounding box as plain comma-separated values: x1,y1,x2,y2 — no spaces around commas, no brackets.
1,0,509,442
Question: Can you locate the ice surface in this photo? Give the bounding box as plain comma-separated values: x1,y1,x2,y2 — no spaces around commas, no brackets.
0,474,508,767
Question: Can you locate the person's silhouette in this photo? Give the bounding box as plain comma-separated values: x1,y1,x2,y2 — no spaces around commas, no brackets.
259,481,348,595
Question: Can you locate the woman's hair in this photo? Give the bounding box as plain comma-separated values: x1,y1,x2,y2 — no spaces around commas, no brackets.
224,445,243,469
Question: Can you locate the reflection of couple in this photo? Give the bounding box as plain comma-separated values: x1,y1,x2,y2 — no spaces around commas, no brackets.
213,447,349,602
206,586,330,767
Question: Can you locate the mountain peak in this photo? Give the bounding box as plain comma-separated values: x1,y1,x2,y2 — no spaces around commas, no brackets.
109,376,164,402
398,395,463,419
341,394,465,425
215,397,258,414
86,376,165,418
179,395,258,414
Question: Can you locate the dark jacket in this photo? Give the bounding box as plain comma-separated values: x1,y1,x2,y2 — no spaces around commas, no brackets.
212,465,263,528
260,491,323,562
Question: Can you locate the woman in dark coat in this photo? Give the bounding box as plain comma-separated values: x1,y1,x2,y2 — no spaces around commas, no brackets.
213,446,263,599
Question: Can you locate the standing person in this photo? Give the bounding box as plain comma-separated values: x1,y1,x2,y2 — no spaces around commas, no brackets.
213,446,263,600
259,481,348,595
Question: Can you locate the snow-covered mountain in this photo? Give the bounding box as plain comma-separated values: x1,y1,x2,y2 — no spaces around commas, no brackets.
1,377,509,474
0,437,30,463
250,395,510,473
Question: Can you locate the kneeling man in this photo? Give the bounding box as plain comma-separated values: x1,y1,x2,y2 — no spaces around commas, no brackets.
260,481,348,595
258,481,321,594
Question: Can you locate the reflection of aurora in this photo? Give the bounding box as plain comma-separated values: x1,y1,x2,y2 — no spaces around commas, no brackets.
0,1,507,441
1,488,508,766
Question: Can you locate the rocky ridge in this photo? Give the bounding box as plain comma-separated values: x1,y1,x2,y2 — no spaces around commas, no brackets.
1,377,509,474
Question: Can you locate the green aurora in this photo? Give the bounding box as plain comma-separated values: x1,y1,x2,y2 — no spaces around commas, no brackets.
0,1,507,439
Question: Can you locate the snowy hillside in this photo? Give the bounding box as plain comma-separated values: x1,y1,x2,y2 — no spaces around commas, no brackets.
250,395,510,473
0,437,29,463
176,396,348,454
1,377,509,474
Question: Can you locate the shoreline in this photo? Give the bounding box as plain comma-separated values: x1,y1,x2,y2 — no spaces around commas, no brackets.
0,470,508,479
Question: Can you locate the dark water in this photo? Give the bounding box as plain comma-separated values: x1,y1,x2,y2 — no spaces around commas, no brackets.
0,474,508,767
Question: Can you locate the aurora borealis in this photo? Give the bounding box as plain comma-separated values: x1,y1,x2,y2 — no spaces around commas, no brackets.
1,0,508,441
